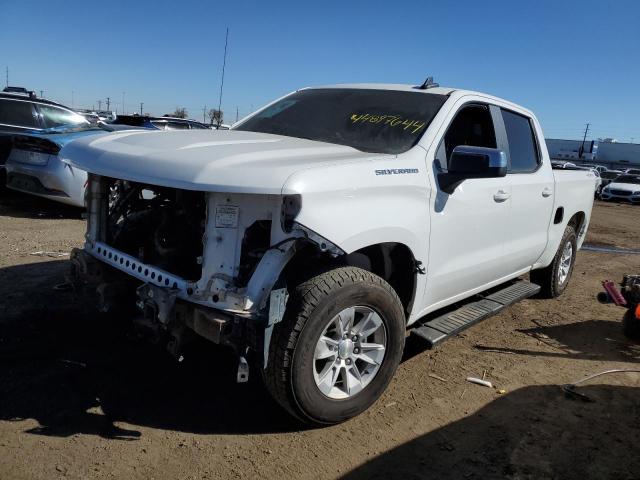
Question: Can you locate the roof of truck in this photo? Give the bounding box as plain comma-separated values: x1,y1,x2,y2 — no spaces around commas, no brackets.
301,83,530,115
305,83,456,96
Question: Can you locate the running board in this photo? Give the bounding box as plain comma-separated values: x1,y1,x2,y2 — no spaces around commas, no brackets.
410,280,540,348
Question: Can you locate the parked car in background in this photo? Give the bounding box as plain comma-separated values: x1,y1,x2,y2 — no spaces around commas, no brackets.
582,164,608,174
1,87,92,189
598,170,623,195
96,111,117,122
79,112,101,124
5,125,107,207
551,160,576,169
623,168,640,175
600,174,640,203
111,115,212,130
0,87,88,134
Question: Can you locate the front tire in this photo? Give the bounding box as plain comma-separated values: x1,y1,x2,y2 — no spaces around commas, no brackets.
531,225,577,298
263,267,405,425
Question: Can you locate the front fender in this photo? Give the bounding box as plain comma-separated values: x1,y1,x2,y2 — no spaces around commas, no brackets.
283,154,430,323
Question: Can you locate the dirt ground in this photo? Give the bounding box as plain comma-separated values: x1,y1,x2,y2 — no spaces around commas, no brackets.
1,191,639,480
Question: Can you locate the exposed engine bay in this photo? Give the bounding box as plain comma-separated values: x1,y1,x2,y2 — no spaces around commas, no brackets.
106,180,207,280
70,174,341,377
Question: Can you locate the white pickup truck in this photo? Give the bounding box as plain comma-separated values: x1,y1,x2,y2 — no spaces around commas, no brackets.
62,82,596,425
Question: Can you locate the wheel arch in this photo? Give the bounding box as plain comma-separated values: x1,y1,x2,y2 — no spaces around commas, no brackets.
282,240,418,319
567,210,586,236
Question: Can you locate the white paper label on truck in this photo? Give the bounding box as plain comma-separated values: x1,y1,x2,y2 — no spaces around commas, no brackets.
215,205,239,228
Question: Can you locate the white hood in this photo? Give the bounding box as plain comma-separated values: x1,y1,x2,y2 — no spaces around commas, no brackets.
607,181,640,193
60,130,389,194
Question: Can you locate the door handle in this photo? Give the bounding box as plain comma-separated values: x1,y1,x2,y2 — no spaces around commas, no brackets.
493,190,511,202
542,187,553,198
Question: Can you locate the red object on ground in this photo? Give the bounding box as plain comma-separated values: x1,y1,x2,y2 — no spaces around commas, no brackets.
603,280,627,307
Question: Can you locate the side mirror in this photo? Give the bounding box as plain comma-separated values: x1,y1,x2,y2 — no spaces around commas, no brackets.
438,146,507,193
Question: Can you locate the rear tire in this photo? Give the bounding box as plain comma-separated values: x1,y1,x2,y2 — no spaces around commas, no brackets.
531,225,577,298
263,266,405,425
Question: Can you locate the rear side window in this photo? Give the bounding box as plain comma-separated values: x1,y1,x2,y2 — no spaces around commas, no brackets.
38,105,87,128
501,109,539,173
0,99,39,128
442,104,496,165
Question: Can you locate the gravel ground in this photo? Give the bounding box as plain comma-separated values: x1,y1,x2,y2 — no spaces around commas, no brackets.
0,190,639,480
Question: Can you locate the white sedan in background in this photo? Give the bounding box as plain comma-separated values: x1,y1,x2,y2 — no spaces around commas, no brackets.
600,174,640,203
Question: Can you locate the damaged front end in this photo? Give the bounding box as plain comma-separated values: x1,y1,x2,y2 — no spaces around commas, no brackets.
70,174,341,381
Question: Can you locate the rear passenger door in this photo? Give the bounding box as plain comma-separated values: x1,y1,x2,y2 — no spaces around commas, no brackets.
499,108,554,271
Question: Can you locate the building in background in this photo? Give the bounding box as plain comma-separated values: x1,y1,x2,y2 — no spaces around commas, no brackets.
545,138,640,169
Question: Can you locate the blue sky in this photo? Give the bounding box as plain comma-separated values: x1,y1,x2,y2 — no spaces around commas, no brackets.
1,0,638,140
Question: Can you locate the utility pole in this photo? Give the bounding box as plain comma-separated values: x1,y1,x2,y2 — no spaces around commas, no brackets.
71,90,75,109
579,123,590,159
98,100,102,111
140,102,144,115
203,105,207,123
122,92,125,115
106,97,110,111
236,106,239,123
39,90,44,98
5,66,8,87
217,27,229,127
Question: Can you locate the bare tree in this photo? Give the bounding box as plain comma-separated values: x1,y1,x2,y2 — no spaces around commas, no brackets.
208,108,223,125
170,107,188,119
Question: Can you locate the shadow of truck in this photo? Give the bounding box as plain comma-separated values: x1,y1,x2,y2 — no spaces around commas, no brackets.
0,260,300,438
342,383,640,480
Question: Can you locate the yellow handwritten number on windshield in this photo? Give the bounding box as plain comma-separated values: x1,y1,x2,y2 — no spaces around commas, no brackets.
350,114,426,134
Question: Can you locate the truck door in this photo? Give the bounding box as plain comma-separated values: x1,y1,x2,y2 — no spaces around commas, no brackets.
423,103,512,310
497,109,554,272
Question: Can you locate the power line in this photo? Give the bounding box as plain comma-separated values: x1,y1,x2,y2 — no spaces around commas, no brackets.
216,27,229,127
579,123,590,159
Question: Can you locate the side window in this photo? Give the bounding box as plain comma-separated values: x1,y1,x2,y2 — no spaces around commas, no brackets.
38,105,86,128
0,99,39,128
442,105,496,166
501,109,539,173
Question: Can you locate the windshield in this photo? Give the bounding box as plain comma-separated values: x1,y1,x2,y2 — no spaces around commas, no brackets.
615,175,640,185
235,88,447,154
